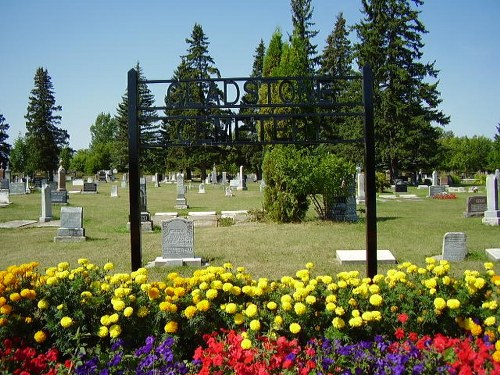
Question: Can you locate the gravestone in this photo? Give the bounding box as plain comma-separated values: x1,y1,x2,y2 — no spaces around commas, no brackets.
154,173,160,188
83,182,97,193
0,189,10,206
428,185,445,197
464,196,487,217
394,181,407,193
111,185,118,197
73,179,84,186
0,163,4,179
154,218,201,266
121,181,127,189
433,232,467,261
0,179,9,190
9,182,26,195
139,178,152,231
54,206,86,242
57,159,66,191
39,185,52,222
482,174,500,226
356,170,365,204
174,173,188,209
225,186,233,197
50,190,68,204
432,170,438,186
237,165,247,190
198,183,206,194
222,171,227,184
211,165,217,184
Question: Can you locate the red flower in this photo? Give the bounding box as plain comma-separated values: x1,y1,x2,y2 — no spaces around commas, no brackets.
394,328,405,340
397,313,409,324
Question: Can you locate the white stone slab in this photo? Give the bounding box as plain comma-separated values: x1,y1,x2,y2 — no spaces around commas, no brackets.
188,211,216,216
0,220,37,229
153,257,202,267
485,248,500,262
378,194,397,199
398,194,418,199
336,250,396,264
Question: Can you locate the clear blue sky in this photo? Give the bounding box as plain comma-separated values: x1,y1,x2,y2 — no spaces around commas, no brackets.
1,0,499,151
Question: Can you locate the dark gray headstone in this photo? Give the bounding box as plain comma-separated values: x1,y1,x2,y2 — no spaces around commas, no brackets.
9,182,26,195
51,190,68,204
428,185,446,197
55,206,85,240
162,218,194,259
464,196,487,217
83,182,97,193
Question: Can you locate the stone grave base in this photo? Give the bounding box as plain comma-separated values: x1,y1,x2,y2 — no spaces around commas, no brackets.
127,221,153,232
485,248,500,262
0,220,37,229
336,250,396,265
54,236,86,242
152,212,178,227
482,211,500,226
153,257,202,267
220,210,249,224
187,211,218,227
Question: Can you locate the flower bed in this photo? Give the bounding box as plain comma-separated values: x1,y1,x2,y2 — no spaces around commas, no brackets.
0,259,499,373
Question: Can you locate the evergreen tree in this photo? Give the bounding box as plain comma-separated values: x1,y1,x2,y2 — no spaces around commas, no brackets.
25,67,69,179
355,0,449,181
163,23,223,180
290,0,319,70
0,114,11,168
112,62,160,173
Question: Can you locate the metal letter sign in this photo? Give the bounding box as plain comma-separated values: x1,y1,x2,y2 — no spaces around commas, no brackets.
128,66,377,277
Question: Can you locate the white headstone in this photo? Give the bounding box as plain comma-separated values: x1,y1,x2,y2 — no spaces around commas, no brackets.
482,174,500,226
154,218,201,267
237,165,247,191
432,170,438,186
57,160,66,191
174,173,188,209
222,171,227,184
0,189,10,205
111,185,118,197
39,185,52,222
356,172,365,204
437,232,467,261
198,183,206,194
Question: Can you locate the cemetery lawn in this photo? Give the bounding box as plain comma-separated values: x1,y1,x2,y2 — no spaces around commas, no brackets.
0,181,498,279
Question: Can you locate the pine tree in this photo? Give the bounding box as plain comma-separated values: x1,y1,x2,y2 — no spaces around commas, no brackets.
355,0,449,181
0,114,11,168
25,67,69,179
290,0,319,70
112,62,160,173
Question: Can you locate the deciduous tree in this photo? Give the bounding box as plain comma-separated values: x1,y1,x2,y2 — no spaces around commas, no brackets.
0,114,11,168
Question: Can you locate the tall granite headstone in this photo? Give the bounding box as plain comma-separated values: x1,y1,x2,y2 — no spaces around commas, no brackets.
482,174,500,226
139,177,152,231
237,165,247,191
39,184,52,222
174,173,188,209
57,159,66,191
432,170,438,186
356,170,365,204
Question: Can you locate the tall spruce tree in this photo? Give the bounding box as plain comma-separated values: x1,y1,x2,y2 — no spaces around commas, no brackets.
112,62,160,173
163,23,223,180
355,0,449,180
290,0,319,70
0,114,11,168
25,67,69,179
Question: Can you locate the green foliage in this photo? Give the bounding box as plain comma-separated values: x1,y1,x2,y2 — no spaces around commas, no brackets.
24,67,69,179
439,133,493,173
262,146,354,222
8,134,30,175
375,171,390,192
0,114,11,168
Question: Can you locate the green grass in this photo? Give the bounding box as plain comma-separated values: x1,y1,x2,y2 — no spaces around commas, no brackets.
0,181,499,280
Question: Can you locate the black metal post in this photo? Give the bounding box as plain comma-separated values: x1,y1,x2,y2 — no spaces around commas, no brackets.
362,65,377,279
128,69,142,271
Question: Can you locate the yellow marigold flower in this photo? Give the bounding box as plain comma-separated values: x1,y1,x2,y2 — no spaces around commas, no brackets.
196,299,210,312
184,305,197,319
97,326,108,338
332,317,345,329
496,340,500,351
46,276,58,286
335,306,345,316
231,286,241,296
349,316,363,328
147,287,160,300
306,262,314,269
470,323,482,336
446,299,460,309
101,315,111,326
137,306,149,318
338,280,347,288
20,289,36,299
241,338,252,349
103,262,114,271
234,313,244,325
206,289,218,300
368,284,380,294
434,297,446,310
305,295,316,305
351,309,360,318
474,278,486,289
57,262,70,271
225,303,237,314
109,324,121,338
0,318,7,326
266,301,277,310
78,258,89,265
484,262,494,270
0,297,6,307
135,274,147,284
326,302,336,312
109,313,119,323
123,306,134,317
34,330,47,343
294,302,307,315
423,278,437,289
222,282,233,292
245,303,258,317
289,322,301,334
37,299,49,309
112,299,126,311
369,294,383,307
249,319,261,331
101,283,110,292
348,298,357,307
60,316,73,328
485,316,496,326
493,350,500,363
164,321,178,333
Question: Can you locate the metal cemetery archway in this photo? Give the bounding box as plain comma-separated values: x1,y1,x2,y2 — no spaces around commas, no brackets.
128,66,377,277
